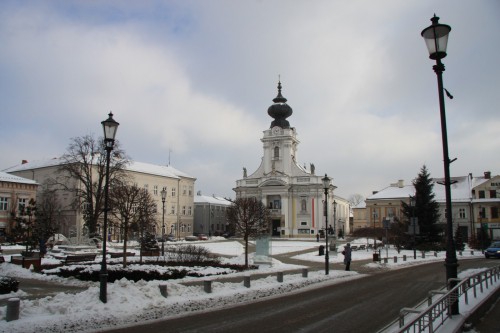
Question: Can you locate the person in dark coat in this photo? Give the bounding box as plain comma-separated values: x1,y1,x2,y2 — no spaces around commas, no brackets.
343,243,352,271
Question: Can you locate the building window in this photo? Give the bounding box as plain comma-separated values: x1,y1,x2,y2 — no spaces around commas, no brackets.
18,198,28,213
0,197,8,211
491,207,498,219
387,207,395,218
144,184,149,192
459,208,466,219
188,206,192,215
274,146,279,159
189,186,193,196
172,187,176,197
478,190,485,199
183,186,187,195
479,207,486,219
490,190,497,198
300,221,308,226
171,205,175,215
182,206,186,215
154,185,158,196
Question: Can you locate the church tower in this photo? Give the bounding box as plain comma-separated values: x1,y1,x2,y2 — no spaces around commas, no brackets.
234,81,336,238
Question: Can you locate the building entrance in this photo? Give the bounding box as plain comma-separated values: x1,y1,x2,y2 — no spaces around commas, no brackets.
272,219,281,237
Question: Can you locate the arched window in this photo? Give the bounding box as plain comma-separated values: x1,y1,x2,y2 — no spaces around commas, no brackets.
274,146,279,158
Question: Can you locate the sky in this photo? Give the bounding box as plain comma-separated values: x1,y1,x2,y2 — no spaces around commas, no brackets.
1,1,499,200
0,239,492,332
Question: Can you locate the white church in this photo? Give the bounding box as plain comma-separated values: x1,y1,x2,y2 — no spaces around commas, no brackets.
234,82,350,238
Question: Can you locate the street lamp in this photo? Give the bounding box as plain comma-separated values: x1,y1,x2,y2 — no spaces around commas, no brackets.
409,195,417,260
100,112,119,303
421,15,458,314
333,200,337,252
322,174,331,275
161,188,167,256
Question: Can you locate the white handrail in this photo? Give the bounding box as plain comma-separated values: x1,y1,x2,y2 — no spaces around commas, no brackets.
396,265,500,333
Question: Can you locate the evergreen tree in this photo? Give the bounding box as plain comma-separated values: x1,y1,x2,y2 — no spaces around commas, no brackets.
402,165,442,247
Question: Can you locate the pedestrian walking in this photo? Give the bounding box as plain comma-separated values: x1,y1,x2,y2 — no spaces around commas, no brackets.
342,243,352,271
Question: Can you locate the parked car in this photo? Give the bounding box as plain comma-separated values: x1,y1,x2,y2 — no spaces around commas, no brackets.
198,234,208,240
165,234,176,242
184,235,198,241
484,241,500,258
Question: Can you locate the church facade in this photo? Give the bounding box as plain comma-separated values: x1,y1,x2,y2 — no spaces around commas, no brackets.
234,82,337,238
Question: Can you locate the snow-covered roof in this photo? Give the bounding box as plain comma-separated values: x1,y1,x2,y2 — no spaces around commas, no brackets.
353,201,366,209
3,158,194,180
127,161,195,180
366,175,478,203
2,157,63,172
194,193,231,206
432,176,472,202
0,171,38,185
367,185,415,200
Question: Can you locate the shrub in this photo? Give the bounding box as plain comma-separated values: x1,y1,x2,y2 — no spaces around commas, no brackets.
0,276,19,294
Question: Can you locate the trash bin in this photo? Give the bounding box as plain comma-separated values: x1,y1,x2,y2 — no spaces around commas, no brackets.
373,253,379,262
319,245,325,256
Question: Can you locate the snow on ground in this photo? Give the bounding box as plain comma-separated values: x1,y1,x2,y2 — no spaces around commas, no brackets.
0,239,492,333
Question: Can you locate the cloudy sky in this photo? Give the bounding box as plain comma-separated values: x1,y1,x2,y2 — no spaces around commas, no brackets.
1,1,499,200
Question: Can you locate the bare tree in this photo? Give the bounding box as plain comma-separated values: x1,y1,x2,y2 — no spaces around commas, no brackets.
348,194,365,207
110,182,156,267
226,197,271,268
58,134,129,237
33,184,63,255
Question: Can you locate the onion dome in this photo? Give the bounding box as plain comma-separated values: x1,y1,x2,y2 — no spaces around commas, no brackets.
267,81,293,128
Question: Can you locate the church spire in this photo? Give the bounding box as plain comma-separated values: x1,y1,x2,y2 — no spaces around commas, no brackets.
267,80,293,128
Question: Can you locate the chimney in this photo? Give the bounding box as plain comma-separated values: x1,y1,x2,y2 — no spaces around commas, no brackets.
484,171,491,179
22,160,28,164
197,191,201,196
372,191,378,195
398,180,404,188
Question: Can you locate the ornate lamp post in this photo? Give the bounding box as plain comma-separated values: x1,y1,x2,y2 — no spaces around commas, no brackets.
421,15,458,314
99,112,119,303
161,188,167,256
409,195,417,260
332,200,337,253
322,174,331,275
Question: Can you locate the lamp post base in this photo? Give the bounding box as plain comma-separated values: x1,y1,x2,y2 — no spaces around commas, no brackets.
99,272,108,303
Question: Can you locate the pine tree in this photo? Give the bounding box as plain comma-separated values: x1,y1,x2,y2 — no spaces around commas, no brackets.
413,165,441,245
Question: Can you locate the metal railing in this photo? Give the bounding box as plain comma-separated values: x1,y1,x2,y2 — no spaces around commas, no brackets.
395,265,500,333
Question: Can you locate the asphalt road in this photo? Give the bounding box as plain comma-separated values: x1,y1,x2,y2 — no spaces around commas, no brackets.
99,259,499,333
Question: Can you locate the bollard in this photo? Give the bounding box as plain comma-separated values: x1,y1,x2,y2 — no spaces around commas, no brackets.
204,280,212,293
421,252,425,259
302,268,308,278
159,284,168,298
471,250,474,255
244,275,251,288
277,272,284,283
403,255,407,261
393,256,398,263
6,298,20,322
434,251,438,257
383,257,388,264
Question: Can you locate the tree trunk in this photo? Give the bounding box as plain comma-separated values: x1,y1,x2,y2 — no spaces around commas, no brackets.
122,222,129,268
244,236,249,268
